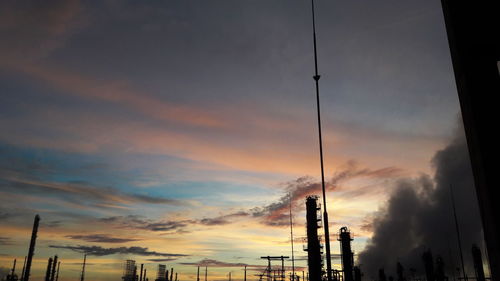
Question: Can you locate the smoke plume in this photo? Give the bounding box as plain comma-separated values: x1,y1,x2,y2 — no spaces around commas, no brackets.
358,125,484,279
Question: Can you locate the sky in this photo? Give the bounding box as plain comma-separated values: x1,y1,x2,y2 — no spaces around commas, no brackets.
0,0,473,281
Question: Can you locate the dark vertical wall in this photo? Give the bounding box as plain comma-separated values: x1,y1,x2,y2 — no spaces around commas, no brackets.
306,196,323,281
439,1,500,280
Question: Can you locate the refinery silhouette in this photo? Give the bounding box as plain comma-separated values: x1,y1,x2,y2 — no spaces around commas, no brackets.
0,0,498,281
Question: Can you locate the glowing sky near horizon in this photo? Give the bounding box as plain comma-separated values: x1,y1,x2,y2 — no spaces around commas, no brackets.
0,1,462,281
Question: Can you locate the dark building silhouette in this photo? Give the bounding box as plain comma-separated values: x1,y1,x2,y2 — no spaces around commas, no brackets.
305,196,323,281
396,263,404,281
156,265,166,281
123,260,136,281
472,245,485,281
338,227,354,281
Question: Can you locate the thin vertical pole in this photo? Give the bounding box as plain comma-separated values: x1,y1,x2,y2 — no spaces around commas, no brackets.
450,184,466,281
289,194,295,281
80,254,86,281
197,266,200,281
205,267,207,281
310,0,332,280
20,256,27,281
244,266,247,281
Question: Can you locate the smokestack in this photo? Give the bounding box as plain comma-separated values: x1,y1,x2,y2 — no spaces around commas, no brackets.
338,227,354,281
144,268,147,281
472,245,485,281
422,250,435,281
205,267,207,281
50,256,58,281
197,267,200,281
45,257,53,281
166,270,169,281
170,268,174,281
23,215,40,281
305,196,323,281
175,273,178,281
140,264,143,281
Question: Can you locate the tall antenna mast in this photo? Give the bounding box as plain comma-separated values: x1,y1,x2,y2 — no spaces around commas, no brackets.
289,193,295,281
310,0,333,280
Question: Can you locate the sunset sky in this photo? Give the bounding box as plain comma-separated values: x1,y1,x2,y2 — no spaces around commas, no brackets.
0,1,464,281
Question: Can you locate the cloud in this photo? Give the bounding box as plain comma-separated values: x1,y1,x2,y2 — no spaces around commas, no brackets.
48,245,189,257
179,259,257,268
198,211,249,226
146,258,179,262
0,0,83,63
66,234,140,243
0,172,182,209
0,237,13,245
98,215,194,232
358,124,482,279
251,164,403,226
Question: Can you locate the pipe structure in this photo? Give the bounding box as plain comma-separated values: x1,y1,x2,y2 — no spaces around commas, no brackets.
50,256,58,281
45,258,53,281
24,215,40,281
55,262,60,281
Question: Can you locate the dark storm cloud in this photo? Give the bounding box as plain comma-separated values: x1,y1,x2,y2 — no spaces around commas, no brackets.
252,166,403,227
198,211,249,226
358,125,482,278
66,234,140,243
48,245,188,257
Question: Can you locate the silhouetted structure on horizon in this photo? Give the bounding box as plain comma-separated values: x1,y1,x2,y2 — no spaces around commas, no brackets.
305,196,323,281
472,245,485,281
339,227,354,281
23,215,40,281
422,250,435,281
